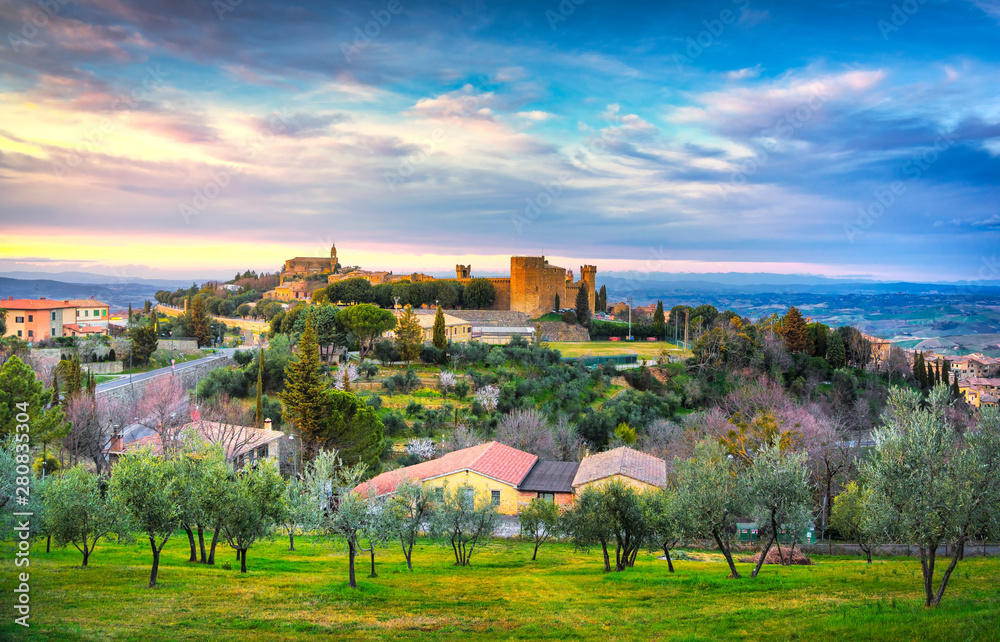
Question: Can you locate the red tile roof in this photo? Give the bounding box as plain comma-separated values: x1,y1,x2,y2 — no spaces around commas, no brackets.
65,299,109,307
357,441,538,496
63,324,106,334
0,298,77,310
572,446,667,488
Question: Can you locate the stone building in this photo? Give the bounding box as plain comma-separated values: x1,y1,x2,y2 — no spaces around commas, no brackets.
279,244,338,284
269,244,597,318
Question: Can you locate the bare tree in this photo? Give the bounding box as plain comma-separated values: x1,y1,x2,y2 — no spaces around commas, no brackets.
195,395,255,462
551,415,584,462
439,425,483,454
138,376,188,456
495,409,555,458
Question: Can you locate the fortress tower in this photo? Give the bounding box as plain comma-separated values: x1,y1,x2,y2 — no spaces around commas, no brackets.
456,264,471,279
579,265,597,313
330,244,338,270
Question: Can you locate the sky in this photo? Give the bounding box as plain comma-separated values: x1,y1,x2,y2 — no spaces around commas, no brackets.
1,0,999,283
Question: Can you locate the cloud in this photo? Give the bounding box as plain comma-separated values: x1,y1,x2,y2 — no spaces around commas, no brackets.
726,65,762,80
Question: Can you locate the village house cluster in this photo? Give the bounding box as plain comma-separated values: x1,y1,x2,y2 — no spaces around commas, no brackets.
1,296,110,342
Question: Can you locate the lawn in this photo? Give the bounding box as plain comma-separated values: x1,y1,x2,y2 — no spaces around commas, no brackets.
2,537,998,640
547,340,687,359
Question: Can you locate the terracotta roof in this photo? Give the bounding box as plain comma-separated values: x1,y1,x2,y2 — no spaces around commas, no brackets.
123,421,285,459
63,324,106,334
963,378,1000,387
357,441,538,496
0,298,77,310
519,460,579,493
572,447,667,488
64,299,109,307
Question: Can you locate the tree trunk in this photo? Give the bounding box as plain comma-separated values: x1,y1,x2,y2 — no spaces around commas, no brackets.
289,530,296,551
81,541,90,567
920,546,936,607
185,526,197,562
664,546,674,573
751,534,776,578
197,526,207,563
861,543,872,564
240,548,247,573
532,541,540,561
348,540,357,588
712,530,741,579
787,539,798,566
46,534,51,553
600,541,611,572
931,543,963,606
401,540,413,571
369,548,377,578
208,526,221,565
148,536,160,588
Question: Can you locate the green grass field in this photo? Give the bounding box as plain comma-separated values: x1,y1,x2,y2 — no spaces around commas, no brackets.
547,340,686,359
2,536,998,640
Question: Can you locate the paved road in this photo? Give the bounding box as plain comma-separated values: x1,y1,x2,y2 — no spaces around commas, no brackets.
95,349,240,394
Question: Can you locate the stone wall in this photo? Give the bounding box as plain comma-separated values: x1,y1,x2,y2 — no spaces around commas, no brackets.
98,355,234,404
536,321,590,342
157,338,200,352
82,361,124,374
511,256,567,317
448,310,530,327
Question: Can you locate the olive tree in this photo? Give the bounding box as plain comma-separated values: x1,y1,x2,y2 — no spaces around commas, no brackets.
281,475,321,552
675,440,749,579
222,461,286,573
519,498,562,561
830,481,877,564
565,485,615,572
746,439,813,577
566,480,646,572
45,466,117,566
643,488,683,573
862,387,1000,607
430,485,500,567
389,478,432,570
110,451,182,588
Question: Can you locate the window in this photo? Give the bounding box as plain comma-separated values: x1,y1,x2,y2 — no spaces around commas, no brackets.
461,487,475,504
102,309,106,316
491,490,501,506
17,331,22,337
15,316,23,323
537,492,555,503
85,310,89,316
27,315,33,322
27,330,33,338
51,312,56,320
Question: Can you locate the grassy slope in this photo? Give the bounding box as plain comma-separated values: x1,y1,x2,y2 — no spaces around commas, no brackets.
2,537,998,641
547,340,685,358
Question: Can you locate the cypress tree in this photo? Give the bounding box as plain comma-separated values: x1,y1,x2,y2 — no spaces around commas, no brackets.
951,374,962,401
913,352,925,388
782,306,810,353
554,293,560,311
256,347,264,427
652,301,665,338
279,313,327,451
941,358,951,387
188,296,212,348
51,371,61,408
127,303,133,326
826,329,846,368
432,306,447,350
574,286,590,326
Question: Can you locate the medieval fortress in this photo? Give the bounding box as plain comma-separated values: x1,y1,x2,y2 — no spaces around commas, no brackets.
271,244,596,318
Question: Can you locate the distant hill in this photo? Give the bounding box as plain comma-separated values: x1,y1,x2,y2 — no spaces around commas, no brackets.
0,277,166,310
0,271,195,288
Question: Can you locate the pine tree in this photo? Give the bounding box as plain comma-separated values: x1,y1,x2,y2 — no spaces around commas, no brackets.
395,304,423,366
574,286,590,326
826,329,846,368
188,296,212,348
432,306,447,351
782,306,810,353
652,301,666,338
279,314,327,449
256,347,264,427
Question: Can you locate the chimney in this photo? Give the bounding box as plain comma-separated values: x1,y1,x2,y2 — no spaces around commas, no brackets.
110,434,123,452
40,297,45,300
264,418,273,431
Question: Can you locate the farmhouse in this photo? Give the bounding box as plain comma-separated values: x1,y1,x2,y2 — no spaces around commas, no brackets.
357,443,666,514
571,446,667,493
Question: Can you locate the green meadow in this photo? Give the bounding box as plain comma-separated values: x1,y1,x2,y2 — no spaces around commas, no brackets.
2,537,998,640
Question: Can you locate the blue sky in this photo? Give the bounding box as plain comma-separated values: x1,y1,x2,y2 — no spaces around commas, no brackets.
1,0,999,281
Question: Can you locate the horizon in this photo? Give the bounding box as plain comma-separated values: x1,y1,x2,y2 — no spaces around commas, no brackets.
2,1,999,281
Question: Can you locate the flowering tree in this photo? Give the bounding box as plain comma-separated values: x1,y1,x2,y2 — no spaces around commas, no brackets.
139,376,188,455
474,384,499,412
438,371,457,397
495,409,554,458
405,438,436,461
334,363,359,392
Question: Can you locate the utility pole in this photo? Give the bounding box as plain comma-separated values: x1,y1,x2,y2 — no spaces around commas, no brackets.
626,297,633,341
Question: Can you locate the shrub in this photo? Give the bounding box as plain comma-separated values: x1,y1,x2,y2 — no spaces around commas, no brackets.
561,310,577,325
381,411,408,436
420,345,444,365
